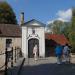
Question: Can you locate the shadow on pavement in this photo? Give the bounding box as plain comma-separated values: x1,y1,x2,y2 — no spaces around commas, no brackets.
7,63,75,75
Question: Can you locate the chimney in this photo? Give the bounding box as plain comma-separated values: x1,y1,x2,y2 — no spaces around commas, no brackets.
20,12,24,25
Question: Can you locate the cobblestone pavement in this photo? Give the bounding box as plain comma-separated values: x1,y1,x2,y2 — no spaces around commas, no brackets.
8,57,75,75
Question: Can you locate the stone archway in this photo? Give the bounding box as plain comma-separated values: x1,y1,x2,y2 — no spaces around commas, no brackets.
28,38,39,58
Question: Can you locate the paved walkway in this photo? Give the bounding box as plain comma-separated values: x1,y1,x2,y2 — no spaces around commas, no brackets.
8,56,75,75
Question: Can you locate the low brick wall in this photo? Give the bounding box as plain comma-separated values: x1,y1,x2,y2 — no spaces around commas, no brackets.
70,54,75,63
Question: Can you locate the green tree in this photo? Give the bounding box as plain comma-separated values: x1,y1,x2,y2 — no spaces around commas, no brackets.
68,8,75,52
0,1,17,24
53,20,63,34
62,22,71,37
63,8,75,52
47,20,66,34
46,23,53,33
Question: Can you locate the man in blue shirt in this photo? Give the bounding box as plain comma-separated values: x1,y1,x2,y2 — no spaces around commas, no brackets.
55,44,63,64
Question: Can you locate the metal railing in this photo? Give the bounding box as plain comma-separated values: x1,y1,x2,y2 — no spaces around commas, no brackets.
0,47,23,75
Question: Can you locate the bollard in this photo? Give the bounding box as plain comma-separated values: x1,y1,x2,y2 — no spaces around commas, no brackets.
15,47,16,63
11,47,13,67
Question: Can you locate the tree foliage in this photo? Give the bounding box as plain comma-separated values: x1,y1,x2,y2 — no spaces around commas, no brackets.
68,8,75,52
52,20,65,34
47,20,65,34
62,8,75,52
0,1,17,24
61,22,71,37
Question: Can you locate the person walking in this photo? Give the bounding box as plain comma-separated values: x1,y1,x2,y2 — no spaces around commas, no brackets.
63,44,71,63
33,45,38,61
55,44,63,64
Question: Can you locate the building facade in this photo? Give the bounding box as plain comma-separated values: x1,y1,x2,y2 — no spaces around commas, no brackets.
0,24,21,69
22,19,45,58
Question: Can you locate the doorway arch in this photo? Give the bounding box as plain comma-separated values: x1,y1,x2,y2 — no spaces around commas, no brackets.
28,38,39,58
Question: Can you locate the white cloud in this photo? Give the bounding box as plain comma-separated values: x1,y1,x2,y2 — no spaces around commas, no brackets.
46,9,72,33
56,8,72,22
47,8,72,25
47,20,54,24
45,26,53,33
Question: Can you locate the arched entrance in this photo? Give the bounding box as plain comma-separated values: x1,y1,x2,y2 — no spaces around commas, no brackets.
28,38,39,58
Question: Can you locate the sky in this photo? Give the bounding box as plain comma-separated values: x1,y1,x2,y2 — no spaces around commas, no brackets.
4,0,75,24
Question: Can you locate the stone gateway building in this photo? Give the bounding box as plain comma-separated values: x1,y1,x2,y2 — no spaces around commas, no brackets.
22,19,45,58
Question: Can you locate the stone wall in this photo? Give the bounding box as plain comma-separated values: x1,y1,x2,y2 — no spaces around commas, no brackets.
0,37,21,70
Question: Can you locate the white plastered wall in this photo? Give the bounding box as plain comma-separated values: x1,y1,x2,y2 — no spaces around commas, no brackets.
22,26,45,58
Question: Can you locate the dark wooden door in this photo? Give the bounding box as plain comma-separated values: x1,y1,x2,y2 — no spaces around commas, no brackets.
45,39,57,57
28,38,39,58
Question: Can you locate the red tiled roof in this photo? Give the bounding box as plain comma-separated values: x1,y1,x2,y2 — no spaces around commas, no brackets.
45,33,69,45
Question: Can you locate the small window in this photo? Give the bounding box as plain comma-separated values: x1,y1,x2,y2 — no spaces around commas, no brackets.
32,28,35,34
6,39,12,48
